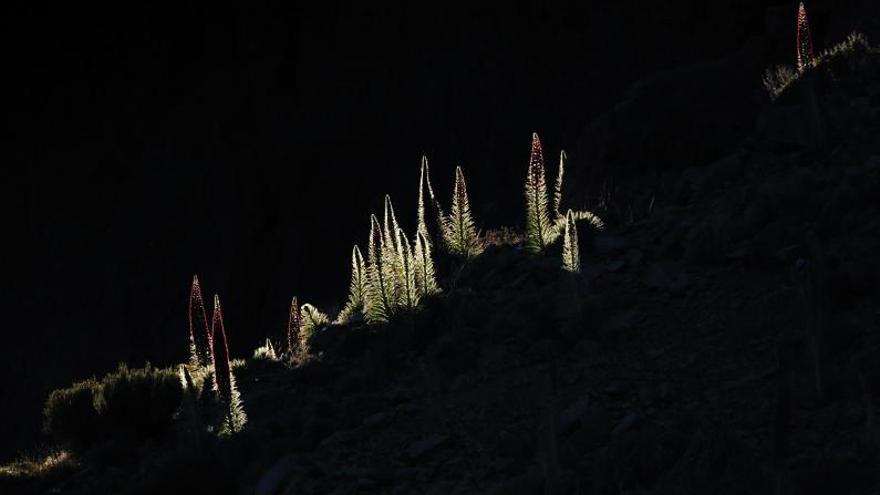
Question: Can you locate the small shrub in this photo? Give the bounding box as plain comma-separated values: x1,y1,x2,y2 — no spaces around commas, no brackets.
97,364,183,440
43,378,102,448
482,227,524,247
0,449,75,480
252,339,277,361
762,65,799,100
43,365,182,450
300,303,330,347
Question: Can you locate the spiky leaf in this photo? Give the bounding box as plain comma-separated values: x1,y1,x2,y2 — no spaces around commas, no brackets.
551,209,606,238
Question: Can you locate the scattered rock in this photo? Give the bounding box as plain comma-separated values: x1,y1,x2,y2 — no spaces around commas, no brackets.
408,434,452,461
611,411,642,436
642,261,690,294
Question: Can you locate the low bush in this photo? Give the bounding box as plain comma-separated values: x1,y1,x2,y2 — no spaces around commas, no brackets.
43,379,102,449
43,364,182,450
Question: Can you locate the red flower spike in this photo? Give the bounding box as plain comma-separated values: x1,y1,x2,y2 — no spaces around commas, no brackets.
528,132,545,187
210,294,233,404
797,2,815,72
188,275,212,367
286,296,301,356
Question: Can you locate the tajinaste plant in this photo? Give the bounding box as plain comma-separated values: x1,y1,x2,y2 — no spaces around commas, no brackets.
210,295,246,434
445,166,482,259
366,215,396,323
561,210,581,274
797,2,815,72
188,275,212,368
299,303,329,352
552,150,566,219
383,195,407,297
395,228,420,310
413,231,440,298
336,246,368,323
286,296,301,357
418,155,446,249
525,133,554,253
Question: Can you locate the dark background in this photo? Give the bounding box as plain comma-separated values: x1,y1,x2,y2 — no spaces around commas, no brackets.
1,1,874,461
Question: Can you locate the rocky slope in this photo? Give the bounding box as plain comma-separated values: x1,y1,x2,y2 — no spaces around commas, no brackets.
5,22,880,495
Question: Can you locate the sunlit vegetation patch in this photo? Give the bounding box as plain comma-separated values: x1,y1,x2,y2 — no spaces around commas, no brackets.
24,131,609,487
300,303,330,349
0,449,76,480
763,28,875,100
252,339,278,361
520,132,604,276
336,246,367,324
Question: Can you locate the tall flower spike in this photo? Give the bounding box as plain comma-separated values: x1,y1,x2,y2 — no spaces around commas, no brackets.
286,296,301,357
366,215,395,323
525,132,554,253
553,150,566,219
383,195,406,296
797,2,815,72
336,245,368,324
210,295,247,433
446,166,482,259
210,295,233,404
414,231,439,297
396,228,420,309
419,156,448,248
417,156,433,247
562,210,581,273
188,275,212,367
383,195,403,256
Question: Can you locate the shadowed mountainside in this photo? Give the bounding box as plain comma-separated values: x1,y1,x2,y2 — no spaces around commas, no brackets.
4,25,880,493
